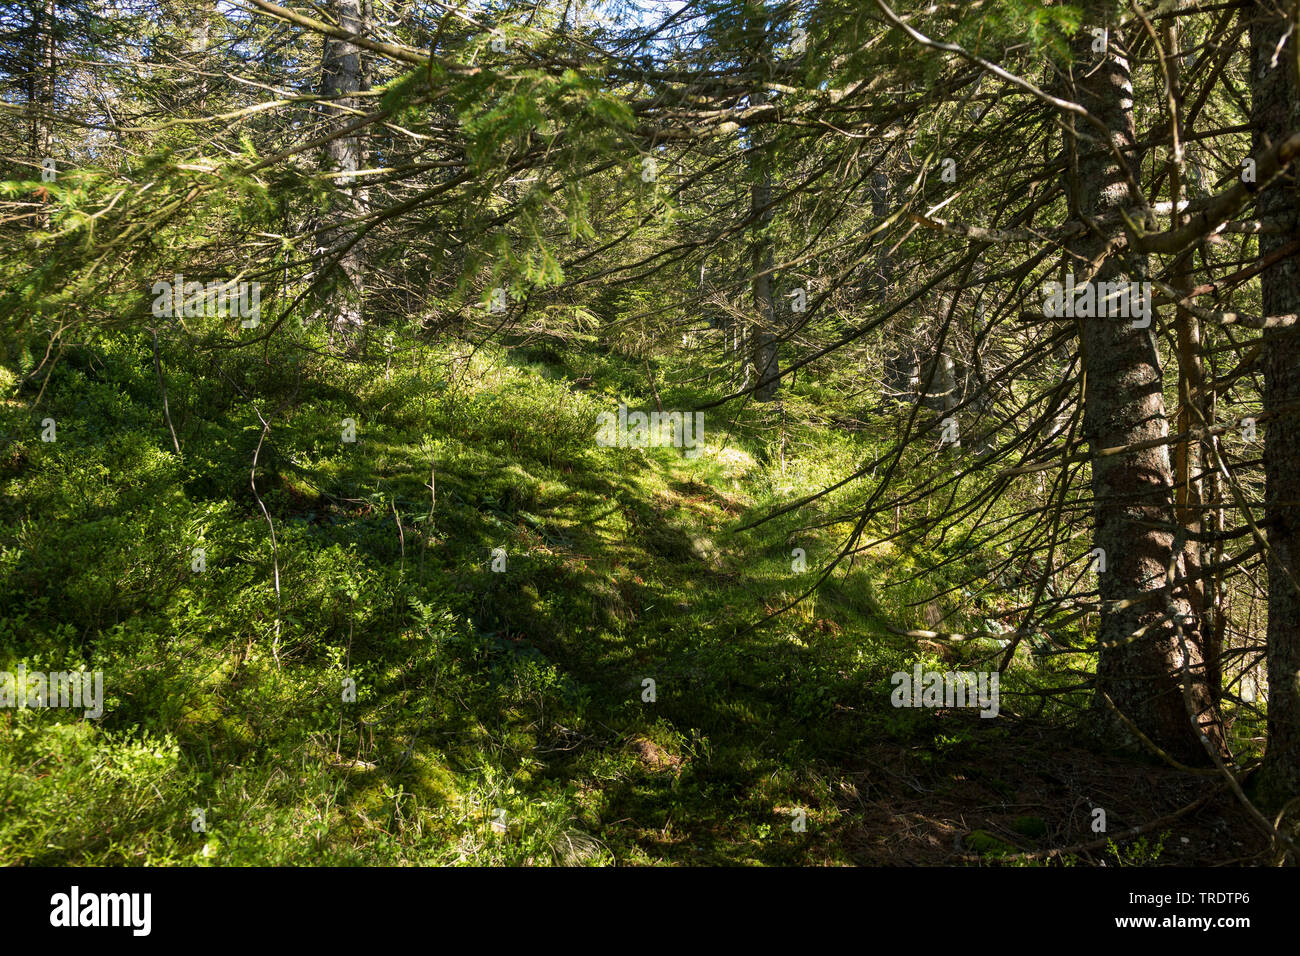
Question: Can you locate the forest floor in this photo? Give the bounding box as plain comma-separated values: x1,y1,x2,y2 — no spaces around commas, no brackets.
0,331,1269,865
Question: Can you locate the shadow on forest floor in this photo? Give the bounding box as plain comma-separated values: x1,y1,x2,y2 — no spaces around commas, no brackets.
0,337,1270,866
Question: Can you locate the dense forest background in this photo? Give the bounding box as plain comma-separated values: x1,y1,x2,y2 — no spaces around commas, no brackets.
2,0,1300,866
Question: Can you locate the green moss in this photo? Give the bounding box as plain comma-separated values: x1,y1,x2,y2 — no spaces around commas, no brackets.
965,829,1014,857
0,329,1091,866
1011,816,1048,838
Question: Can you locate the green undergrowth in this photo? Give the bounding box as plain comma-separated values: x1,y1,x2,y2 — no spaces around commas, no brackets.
0,324,1095,865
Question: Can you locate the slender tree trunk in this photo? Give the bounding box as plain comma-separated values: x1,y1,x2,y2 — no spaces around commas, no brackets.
1166,16,1217,701
36,0,54,160
191,0,212,109
749,86,779,402
33,0,55,229
320,0,366,348
1250,0,1300,805
1069,16,1221,763
870,171,892,305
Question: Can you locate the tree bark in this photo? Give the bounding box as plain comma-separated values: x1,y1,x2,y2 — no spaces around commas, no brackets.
320,0,367,347
1166,16,1218,702
749,88,779,402
1069,16,1221,763
33,0,55,229
1250,0,1300,804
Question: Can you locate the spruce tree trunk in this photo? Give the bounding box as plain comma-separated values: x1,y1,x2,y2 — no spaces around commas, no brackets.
1068,17,1220,763
749,87,779,402
1250,0,1300,804
320,0,366,347
33,0,55,229
870,171,892,305
1166,16,1217,703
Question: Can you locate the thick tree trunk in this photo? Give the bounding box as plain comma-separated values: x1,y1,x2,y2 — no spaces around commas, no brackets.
1250,0,1300,805
320,0,366,347
1069,17,1220,763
